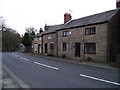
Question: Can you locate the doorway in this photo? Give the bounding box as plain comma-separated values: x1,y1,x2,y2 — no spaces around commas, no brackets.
75,43,80,57
38,44,41,53
45,43,48,53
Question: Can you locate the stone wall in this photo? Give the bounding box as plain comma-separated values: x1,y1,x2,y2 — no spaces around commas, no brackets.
32,36,42,53
57,23,108,62
107,10,120,62
42,33,57,56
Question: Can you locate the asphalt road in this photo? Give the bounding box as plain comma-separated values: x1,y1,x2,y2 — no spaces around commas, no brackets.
2,52,120,88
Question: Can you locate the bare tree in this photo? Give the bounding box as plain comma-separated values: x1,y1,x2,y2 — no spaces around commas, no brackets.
2,27,21,52
0,17,5,30
25,27,37,34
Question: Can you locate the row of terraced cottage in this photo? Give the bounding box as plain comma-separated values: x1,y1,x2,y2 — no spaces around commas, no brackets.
32,6,120,63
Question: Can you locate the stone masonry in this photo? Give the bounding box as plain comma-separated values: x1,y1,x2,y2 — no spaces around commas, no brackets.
57,23,108,62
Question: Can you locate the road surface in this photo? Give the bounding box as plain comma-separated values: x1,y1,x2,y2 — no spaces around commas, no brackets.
2,52,120,88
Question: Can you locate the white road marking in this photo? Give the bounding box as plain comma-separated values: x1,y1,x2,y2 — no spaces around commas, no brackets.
20,57,23,59
34,61,59,70
20,57,29,61
15,55,18,57
12,53,14,55
80,74,120,86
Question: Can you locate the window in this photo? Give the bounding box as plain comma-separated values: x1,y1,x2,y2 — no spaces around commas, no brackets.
39,37,41,40
48,36,52,39
34,44,38,52
34,38,37,41
85,27,96,35
34,44,38,49
63,31,69,37
62,43,67,52
50,44,54,52
84,43,96,54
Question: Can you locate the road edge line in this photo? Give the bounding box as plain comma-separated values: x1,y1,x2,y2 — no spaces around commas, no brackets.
2,64,31,89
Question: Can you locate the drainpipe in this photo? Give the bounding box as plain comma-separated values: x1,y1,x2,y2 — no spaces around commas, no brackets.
83,27,85,60
56,31,58,57
42,35,43,54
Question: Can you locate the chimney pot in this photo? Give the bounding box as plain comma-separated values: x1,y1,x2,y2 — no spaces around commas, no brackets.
64,13,72,24
116,0,120,8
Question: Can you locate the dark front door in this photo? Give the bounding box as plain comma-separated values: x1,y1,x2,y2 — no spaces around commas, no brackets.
75,43,80,57
45,43,48,53
38,44,40,53
38,44,41,53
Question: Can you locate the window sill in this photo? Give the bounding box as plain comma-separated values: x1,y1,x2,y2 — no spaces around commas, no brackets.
50,50,54,52
85,34,95,35
62,51,67,53
85,53,96,54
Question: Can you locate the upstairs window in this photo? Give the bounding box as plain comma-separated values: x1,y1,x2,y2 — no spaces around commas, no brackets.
48,36,52,39
63,31,69,37
84,43,96,54
85,27,96,35
34,38,38,41
39,37,42,40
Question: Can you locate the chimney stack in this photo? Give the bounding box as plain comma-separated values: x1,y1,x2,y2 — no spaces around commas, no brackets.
64,13,72,24
116,0,120,8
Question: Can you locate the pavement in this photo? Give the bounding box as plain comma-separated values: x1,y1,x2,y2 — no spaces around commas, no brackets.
2,64,30,89
2,68,20,89
29,53,120,71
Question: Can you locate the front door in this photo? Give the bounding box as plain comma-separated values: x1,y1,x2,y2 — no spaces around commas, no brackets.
45,43,48,53
38,44,41,53
75,43,80,57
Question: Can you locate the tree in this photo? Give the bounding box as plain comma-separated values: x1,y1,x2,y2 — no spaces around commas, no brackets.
25,27,37,34
22,33,30,47
25,27,36,45
1,17,21,52
0,16,5,30
2,27,21,52
21,27,37,52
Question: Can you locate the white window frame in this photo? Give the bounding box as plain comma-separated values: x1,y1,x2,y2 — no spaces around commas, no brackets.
61,43,68,52
34,44,38,53
39,37,42,40
48,36,52,39
63,31,69,37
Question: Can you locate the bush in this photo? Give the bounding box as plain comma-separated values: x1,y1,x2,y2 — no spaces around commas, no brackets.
61,54,66,58
86,57,92,61
47,53,54,57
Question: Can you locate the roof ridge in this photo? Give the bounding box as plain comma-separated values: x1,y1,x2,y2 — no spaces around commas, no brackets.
71,9,118,22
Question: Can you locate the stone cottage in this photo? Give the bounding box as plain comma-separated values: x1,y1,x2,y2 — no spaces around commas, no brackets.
32,34,42,54
57,9,120,62
42,24,64,56
32,4,120,63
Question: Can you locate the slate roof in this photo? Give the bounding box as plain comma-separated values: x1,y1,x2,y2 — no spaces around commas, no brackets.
36,8,119,37
58,9,119,30
41,24,64,35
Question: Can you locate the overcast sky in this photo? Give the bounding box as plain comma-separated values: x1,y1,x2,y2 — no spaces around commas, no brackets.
0,0,116,35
